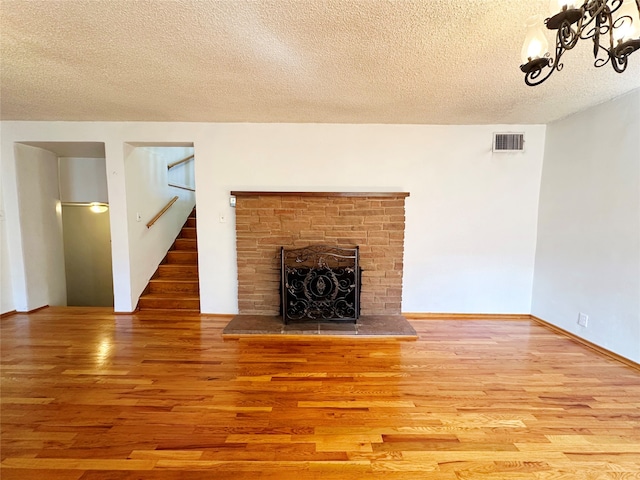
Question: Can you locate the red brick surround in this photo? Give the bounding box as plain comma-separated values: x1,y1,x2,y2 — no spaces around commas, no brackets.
233,192,408,316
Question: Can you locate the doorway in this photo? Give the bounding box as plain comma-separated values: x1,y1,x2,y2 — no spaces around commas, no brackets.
14,142,114,307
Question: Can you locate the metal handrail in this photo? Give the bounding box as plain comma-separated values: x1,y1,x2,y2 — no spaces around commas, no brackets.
169,183,195,192
167,154,194,170
146,196,178,228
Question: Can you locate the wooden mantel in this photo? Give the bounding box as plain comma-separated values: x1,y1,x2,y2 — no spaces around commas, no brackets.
230,191,410,198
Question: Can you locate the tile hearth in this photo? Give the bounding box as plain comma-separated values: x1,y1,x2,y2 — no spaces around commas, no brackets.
222,315,417,339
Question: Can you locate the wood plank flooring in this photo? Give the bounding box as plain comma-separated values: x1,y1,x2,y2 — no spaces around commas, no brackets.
2,307,640,479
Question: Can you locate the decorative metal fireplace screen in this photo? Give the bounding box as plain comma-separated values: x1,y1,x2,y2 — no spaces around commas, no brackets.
281,245,360,323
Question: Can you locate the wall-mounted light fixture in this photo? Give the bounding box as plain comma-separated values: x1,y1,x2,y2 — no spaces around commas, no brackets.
89,202,109,214
520,0,640,85
61,202,109,214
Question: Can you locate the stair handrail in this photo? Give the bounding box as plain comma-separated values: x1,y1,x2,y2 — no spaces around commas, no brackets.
167,154,194,170
169,183,195,192
146,196,179,228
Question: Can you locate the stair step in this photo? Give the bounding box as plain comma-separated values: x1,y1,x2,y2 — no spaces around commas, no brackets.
138,293,200,310
148,279,199,294
137,308,201,314
165,251,198,264
180,227,197,239
174,239,197,251
155,264,198,279
186,217,196,228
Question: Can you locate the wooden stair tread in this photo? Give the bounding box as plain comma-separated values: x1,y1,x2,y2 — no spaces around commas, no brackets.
154,274,198,278
180,227,197,238
174,239,197,250
167,251,198,256
148,279,199,293
149,278,198,283
165,252,198,265
136,308,201,313
158,263,198,270
141,293,200,299
156,264,198,269
155,272,198,280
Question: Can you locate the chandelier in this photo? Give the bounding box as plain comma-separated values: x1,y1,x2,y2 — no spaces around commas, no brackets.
520,0,640,86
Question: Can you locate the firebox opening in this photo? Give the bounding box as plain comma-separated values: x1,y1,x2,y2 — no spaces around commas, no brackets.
281,245,361,324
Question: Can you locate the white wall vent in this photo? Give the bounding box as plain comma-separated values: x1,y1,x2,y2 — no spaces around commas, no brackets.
493,133,525,152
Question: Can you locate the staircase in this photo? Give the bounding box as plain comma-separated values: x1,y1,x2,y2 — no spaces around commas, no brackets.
138,208,200,312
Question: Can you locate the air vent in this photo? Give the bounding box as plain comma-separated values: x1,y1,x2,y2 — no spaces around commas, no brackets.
493,133,525,152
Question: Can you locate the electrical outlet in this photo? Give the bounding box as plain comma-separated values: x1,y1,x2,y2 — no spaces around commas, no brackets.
219,213,227,223
136,212,142,222
577,312,589,327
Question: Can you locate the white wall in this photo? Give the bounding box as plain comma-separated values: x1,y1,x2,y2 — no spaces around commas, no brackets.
532,89,640,364
13,144,67,308
125,145,196,304
199,124,545,314
0,122,545,316
1,181,15,313
59,157,108,203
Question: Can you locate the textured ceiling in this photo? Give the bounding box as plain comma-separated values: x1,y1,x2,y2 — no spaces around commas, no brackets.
1,0,639,124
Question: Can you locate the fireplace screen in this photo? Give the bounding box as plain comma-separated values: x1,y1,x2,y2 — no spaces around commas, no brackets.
281,245,360,323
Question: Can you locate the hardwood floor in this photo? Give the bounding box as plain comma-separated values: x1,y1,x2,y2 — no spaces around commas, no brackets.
2,307,639,479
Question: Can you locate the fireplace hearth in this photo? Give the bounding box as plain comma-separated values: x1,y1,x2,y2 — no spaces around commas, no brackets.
281,245,359,324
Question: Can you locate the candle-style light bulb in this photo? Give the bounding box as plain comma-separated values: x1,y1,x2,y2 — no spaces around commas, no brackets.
613,0,640,43
549,0,580,15
521,15,550,64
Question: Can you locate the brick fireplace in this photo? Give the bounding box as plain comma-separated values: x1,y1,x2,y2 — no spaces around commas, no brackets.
232,191,409,317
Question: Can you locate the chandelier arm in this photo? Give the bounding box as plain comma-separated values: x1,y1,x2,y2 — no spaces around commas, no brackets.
608,0,625,15
610,40,640,73
594,49,613,67
578,0,613,39
559,17,583,50
579,19,602,40
523,41,565,87
611,50,630,72
523,61,555,86
607,10,624,72
586,1,604,20
588,0,624,36
592,4,613,62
